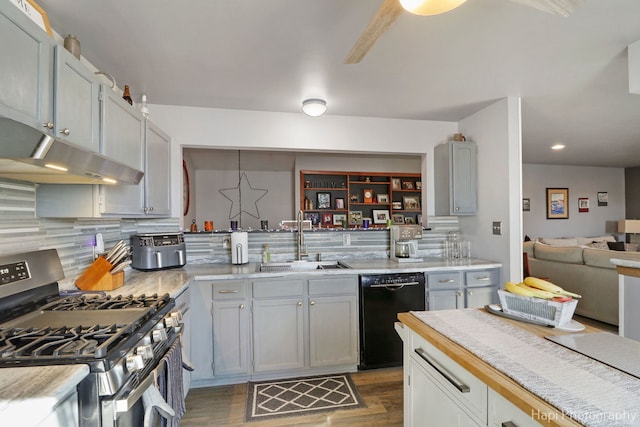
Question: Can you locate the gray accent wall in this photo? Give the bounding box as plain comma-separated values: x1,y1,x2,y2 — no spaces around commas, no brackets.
523,164,625,240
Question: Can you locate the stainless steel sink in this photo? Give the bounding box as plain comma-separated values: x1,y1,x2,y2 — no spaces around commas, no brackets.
256,260,350,272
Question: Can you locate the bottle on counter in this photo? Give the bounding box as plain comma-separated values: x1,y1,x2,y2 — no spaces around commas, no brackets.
122,85,133,105
262,244,271,263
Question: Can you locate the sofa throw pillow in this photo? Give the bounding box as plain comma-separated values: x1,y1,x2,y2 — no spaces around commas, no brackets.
588,241,609,250
607,241,625,251
539,237,578,247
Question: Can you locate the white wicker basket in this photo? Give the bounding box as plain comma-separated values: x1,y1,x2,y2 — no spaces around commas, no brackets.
497,290,578,327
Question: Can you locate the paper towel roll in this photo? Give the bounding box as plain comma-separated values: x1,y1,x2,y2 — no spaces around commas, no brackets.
231,232,249,264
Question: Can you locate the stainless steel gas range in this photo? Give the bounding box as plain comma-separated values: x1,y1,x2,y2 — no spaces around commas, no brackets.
0,249,188,427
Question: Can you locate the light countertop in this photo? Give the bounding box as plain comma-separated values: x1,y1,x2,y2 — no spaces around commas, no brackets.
101,257,501,297
0,364,89,426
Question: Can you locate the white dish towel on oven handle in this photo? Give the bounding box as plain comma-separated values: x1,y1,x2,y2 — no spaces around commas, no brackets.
142,384,175,427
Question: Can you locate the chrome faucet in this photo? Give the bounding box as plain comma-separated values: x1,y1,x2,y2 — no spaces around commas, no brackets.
297,210,308,260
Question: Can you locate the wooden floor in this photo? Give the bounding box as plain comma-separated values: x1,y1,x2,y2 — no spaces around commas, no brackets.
180,367,403,427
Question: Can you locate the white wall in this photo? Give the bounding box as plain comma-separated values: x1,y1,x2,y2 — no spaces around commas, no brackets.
459,97,522,283
523,164,625,239
149,105,458,222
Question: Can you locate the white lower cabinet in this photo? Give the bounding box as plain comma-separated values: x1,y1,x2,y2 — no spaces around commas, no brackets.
488,389,542,427
404,326,540,427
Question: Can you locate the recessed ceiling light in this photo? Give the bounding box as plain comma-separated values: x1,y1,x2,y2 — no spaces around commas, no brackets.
551,144,566,150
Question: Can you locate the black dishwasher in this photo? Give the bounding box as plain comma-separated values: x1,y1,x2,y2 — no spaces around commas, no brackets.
359,272,426,369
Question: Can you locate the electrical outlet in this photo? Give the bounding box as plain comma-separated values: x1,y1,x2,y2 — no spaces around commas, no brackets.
343,233,351,246
222,236,231,249
492,221,502,235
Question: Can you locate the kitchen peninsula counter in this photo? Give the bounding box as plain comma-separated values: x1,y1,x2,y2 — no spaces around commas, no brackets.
399,310,640,427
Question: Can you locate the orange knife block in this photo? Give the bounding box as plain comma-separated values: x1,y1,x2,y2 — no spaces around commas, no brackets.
75,256,125,291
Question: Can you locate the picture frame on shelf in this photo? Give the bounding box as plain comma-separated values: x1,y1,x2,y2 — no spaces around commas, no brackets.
546,188,568,219
335,198,345,209
322,213,333,225
417,214,422,224
403,195,420,210
304,212,320,225
392,214,405,224
333,213,347,226
405,216,416,224
372,209,390,224
415,181,422,190
402,181,414,190
349,210,363,225
377,194,389,203
317,192,331,209
392,201,402,210
392,178,401,190
11,0,53,37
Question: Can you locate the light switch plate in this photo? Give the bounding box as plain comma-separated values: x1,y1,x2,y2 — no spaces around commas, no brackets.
492,221,502,235
343,233,351,246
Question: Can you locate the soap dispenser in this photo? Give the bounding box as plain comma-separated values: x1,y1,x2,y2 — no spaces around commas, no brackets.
262,244,271,263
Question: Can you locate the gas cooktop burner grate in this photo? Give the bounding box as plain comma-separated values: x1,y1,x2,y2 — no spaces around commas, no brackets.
0,324,126,360
45,293,169,311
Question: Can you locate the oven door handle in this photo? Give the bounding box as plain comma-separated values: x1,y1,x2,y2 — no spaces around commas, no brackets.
114,373,174,418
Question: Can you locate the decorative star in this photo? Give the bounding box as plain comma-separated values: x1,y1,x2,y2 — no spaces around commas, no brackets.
219,173,268,220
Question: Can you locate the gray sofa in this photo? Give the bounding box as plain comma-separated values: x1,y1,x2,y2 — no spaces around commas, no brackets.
523,241,640,326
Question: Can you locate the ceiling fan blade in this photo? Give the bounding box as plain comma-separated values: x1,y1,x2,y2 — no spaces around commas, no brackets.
508,0,584,17
344,0,404,64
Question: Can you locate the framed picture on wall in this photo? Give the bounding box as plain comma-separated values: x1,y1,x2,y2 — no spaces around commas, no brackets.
522,198,530,212
578,197,589,213
597,192,608,207
546,188,569,219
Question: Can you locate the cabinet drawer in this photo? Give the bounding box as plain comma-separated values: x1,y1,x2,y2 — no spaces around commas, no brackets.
466,269,498,287
488,388,542,427
410,330,487,424
253,278,304,298
212,280,248,300
309,276,357,296
427,272,462,290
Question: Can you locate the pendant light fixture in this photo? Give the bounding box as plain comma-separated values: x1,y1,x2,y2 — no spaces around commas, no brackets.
399,0,467,16
302,99,327,117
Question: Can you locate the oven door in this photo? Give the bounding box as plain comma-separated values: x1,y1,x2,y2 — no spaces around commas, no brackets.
101,336,181,427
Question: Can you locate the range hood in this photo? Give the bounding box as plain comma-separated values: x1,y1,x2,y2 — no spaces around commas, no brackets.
0,117,144,184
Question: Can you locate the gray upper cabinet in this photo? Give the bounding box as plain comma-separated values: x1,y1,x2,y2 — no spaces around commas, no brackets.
0,2,53,128
143,121,171,215
98,86,145,215
53,46,100,152
434,141,477,216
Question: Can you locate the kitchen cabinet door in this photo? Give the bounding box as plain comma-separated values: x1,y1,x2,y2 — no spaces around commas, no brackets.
99,86,145,215
190,282,214,382
212,299,250,377
0,2,53,129
427,289,464,311
143,120,171,215
434,141,477,216
309,295,358,367
252,298,305,373
53,46,100,152
465,287,495,309
488,388,542,427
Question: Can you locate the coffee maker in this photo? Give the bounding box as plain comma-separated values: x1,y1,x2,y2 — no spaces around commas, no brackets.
390,224,423,262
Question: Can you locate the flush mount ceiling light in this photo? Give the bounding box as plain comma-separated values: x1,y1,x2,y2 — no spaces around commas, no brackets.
399,0,468,16
302,99,327,117
551,144,566,150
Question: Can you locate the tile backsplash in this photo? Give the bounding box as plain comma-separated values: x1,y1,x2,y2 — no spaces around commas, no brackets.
1,179,460,281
